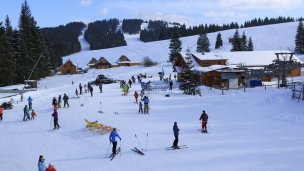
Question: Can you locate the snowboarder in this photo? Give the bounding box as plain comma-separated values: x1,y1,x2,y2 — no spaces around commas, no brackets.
27,96,33,109
63,93,69,108
52,97,58,110
138,101,143,114
0,106,3,121
143,96,150,114
79,83,83,95
75,88,79,97
99,82,103,93
88,83,93,97
31,110,37,120
199,110,208,133
169,80,173,90
23,105,30,121
52,109,60,129
134,91,139,103
109,128,121,155
58,95,62,108
38,155,47,171
172,122,180,148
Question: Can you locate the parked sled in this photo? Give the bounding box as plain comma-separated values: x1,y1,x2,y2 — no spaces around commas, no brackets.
84,119,113,134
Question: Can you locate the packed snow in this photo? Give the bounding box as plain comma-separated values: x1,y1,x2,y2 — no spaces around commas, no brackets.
1,22,304,171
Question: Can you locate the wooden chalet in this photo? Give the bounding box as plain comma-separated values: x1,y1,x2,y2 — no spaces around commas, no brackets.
94,57,112,69
116,55,140,67
60,60,77,75
87,58,97,68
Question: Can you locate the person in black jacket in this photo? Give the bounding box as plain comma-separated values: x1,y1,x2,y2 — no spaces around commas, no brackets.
63,93,69,108
172,122,180,148
52,109,60,130
199,110,208,133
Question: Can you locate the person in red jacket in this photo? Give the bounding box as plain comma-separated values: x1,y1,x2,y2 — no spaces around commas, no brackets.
134,91,139,103
199,110,208,133
31,110,37,120
52,109,60,130
45,163,57,171
0,106,3,121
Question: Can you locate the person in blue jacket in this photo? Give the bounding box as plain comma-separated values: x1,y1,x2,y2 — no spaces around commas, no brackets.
38,155,47,171
109,128,121,155
143,96,150,114
28,96,33,109
172,122,180,148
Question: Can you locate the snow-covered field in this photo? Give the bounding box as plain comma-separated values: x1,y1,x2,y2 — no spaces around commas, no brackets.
1,22,304,171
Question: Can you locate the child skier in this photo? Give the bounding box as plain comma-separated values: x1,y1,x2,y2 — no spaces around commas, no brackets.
31,110,37,120
199,110,209,133
138,101,143,114
134,91,139,103
52,109,60,130
58,95,62,108
52,97,58,110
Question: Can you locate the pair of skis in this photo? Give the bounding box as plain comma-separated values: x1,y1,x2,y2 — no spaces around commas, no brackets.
131,133,148,156
165,145,188,150
197,129,209,134
109,147,121,161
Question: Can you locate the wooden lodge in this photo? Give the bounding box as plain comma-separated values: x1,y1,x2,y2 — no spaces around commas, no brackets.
94,57,112,69
116,55,140,67
87,58,97,68
60,60,77,75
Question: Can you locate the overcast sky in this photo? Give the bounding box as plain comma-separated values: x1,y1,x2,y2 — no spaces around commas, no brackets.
1,0,303,28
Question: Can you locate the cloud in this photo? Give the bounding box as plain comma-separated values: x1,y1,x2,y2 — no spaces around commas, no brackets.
140,12,191,24
203,10,248,19
219,0,303,10
99,8,109,15
80,0,92,6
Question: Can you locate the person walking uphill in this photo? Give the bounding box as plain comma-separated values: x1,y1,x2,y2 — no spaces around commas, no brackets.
63,93,69,108
52,109,60,130
199,110,208,133
27,96,33,109
109,128,121,155
172,122,180,148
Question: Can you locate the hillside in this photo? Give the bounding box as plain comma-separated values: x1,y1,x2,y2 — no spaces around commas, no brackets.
63,22,301,68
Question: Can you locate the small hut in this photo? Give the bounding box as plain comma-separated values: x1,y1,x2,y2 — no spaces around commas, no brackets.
87,58,98,68
95,57,112,69
60,60,77,75
116,55,140,66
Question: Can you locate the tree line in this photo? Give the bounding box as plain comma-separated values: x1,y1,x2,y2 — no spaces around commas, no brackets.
0,1,60,86
84,19,126,50
122,19,143,34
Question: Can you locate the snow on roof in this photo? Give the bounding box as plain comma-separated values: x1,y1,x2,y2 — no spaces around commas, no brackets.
178,53,201,68
193,65,229,73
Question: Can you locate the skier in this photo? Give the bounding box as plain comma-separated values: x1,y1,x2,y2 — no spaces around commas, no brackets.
122,83,129,95
143,96,150,114
58,95,62,108
109,128,121,155
0,106,3,121
52,109,60,129
128,79,132,88
99,82,103,93
75,88,79,97
27,96,33,109
31,110,37,120
63,93,69,108
52,97,57,110
172,122,180,148
134,91,139,103
23,105,30,121
88,84,93,97
79,83,83,95
169,80,173,90
199,110,208,133
131,75,136,83
138,101,143,114
38,155,47,171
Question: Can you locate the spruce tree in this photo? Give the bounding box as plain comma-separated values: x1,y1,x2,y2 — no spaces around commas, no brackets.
0,22,15,86
4,16,16,82
196,31,210,54
240,31,248,51
295,20,304,54
168,27,182,63
180,48,201,95
231,29,241,51
248,37,254,51
215,32,223,49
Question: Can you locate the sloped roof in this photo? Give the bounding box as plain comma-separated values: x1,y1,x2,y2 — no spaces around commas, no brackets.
96,57,111,65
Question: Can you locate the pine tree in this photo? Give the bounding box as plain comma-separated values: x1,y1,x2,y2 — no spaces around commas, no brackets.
215,32,223,49
168,27,182,63
196,31,210,54
0,22,15,86
180,48,201,95
4,16,16,83
240,31,248,51
295,20,304,54
231,29,242,51
248,37,254,51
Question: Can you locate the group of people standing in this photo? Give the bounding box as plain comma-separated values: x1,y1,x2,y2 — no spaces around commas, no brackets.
75,83,94,97
23,96,36,121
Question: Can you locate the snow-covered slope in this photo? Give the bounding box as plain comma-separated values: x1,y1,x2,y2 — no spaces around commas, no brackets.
78,27,90,51
64,22,300,68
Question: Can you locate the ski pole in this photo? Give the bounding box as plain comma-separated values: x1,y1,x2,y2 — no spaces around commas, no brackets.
135,134,143,150
105,142,111,158
145,133,148,151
